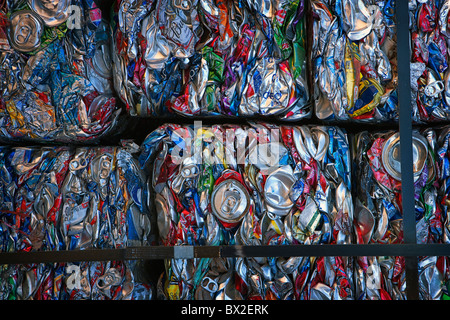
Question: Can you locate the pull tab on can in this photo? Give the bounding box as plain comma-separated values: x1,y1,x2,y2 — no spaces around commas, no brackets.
425,80,444,97
211,170,250,230
8,10,44,52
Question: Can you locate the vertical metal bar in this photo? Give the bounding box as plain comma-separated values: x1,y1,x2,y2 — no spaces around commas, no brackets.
396,0,419,300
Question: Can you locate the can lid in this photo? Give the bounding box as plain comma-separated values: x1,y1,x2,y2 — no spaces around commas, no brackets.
28,0,71,27
8,10,44,52
381,132,427,181
211,179,250,224
264,165,295,216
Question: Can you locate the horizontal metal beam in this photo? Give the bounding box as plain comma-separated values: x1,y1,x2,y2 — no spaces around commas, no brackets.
220,244,450,258
1,244,450,264
0,248,126,264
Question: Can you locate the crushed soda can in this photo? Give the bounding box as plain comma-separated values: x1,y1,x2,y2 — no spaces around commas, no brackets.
312,0,398,121
0,145,151,252
0,0,121,143
409,0,450,122
0,260,154,300
112,0,310,118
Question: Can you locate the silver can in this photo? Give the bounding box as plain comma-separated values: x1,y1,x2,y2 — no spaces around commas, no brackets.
264,165,295,216
381,132,428,181
8,10,44,52
28,0,71,27
211,177,250,228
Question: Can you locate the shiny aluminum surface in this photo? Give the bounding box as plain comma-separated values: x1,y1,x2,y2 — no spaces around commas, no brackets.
8,10,43,52
381,132,427,181
211,178,250,224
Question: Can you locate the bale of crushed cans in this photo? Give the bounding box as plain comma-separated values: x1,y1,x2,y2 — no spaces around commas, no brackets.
155,255,406,300
409,0,450,122
139,122,406,300
0,144,154,300
352,129,405,245
0,0,121,142
0,145,151,252
0,260,153,300
140,123,450,300
353,126,450,246
352,127,450,300
352,128,444,244
417,126,450,300
112,0,310,118
139,123,354,247
311,0,398,121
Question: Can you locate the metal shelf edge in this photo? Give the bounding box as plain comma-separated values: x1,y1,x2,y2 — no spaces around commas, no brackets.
1,244,450,264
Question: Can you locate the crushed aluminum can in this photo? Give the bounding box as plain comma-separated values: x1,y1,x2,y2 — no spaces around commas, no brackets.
112,0,310,118
0,0,121,143
211,170,251,230
0,260,154,300
264,165,296,217
0,145,151,252
381,131,428,182
312,0,398,121
28,0,71,27
8,10,44,52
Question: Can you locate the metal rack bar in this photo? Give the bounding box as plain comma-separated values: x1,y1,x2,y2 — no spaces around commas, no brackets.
2,244,450,264
0,248,127,264
396,0,419,300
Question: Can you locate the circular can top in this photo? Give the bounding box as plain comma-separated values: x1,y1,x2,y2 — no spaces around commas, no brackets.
381,132,428,181
211,179,250,224
264,165,295,216
28,0,71,27
8,10,44,52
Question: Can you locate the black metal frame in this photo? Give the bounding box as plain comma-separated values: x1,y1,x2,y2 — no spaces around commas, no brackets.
1,0,450,300
397,0,418,300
